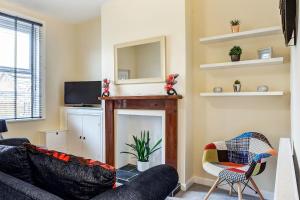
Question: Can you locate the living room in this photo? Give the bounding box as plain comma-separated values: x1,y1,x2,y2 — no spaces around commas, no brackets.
0,0,299,199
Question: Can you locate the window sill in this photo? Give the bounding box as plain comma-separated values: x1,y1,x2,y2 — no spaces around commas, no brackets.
7,118,45,123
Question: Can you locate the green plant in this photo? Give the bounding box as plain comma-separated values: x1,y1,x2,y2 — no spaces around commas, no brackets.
230,19,240,26
121,131,162,162
234,80,241,84
229,46,242,56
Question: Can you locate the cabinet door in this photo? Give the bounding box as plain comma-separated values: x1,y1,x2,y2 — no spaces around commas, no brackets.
82,114,102,161
67,114,83,157
46,131,67,152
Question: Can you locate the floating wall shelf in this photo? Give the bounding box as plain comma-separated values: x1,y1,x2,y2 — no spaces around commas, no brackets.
200,91,285,97
200,57,284,70
199,26,281,44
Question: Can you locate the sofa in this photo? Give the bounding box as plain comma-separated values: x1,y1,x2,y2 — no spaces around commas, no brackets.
0,138,179,200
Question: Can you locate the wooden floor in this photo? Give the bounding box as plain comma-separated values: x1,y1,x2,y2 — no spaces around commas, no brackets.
167,184,261,200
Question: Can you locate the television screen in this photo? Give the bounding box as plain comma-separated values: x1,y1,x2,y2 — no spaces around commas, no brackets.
280,0,297,46
64,81,102,105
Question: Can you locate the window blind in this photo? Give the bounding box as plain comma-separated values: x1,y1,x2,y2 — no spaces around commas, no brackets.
0,12,43,120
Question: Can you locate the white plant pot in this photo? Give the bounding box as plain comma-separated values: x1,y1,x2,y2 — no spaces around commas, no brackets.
233,84,241,92
137,161,150,172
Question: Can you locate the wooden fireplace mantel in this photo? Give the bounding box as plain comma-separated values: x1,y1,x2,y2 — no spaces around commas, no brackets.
100,95,182,169
100,95,183,100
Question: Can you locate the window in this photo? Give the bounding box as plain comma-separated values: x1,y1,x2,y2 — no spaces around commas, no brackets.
0,12,43,120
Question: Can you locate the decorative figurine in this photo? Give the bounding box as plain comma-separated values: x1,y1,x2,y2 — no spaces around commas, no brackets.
213,87,223,93
257,85,269,92
165,74,179,95
102,79,110,97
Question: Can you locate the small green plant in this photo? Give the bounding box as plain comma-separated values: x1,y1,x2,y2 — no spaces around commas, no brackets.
121,131,162,162
234,80,241,85
230,19,240,26
229,46,242,56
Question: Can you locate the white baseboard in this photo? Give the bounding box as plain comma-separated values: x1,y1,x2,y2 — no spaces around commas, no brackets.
181,176,274,200
181,177,194,191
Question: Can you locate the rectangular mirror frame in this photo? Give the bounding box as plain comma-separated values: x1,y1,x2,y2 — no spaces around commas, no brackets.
114,36,166,85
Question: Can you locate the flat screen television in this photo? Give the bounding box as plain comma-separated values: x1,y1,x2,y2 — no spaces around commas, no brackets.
280,0,297,46
64,81,102,106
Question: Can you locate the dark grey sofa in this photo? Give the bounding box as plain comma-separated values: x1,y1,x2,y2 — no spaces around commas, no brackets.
0,138,179,200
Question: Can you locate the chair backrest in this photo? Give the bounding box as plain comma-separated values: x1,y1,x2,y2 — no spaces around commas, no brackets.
225,132,275,164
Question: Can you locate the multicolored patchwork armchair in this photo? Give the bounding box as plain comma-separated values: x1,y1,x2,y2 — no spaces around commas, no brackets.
202,132,276,200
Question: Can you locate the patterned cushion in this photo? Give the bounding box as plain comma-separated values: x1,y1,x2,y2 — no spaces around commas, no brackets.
25,144,116,200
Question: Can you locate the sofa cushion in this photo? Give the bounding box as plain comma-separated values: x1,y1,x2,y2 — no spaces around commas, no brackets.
25,144,116,200
0,138,30,147
0,145,34,184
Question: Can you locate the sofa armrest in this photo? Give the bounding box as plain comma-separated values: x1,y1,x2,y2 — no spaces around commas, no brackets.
92,164,179,200
0,138,30,146
0,171,62,200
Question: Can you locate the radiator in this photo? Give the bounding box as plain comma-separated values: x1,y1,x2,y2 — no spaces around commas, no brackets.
274,138,299,200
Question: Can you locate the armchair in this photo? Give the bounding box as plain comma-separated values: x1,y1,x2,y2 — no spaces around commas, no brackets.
202,132,276,200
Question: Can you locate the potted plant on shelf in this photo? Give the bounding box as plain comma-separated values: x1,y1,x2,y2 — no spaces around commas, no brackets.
229,46,242,62
233,80,241,92
121,131,162,172
230,19,240,33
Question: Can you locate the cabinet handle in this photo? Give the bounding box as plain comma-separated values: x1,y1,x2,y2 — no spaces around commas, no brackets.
79,136,82,139
56,132,58,135
83,137,86,140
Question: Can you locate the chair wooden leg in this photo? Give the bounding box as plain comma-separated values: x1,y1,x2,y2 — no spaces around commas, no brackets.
229,184,232,196
204,178,220,200
237,182,243,200
250,178,264,200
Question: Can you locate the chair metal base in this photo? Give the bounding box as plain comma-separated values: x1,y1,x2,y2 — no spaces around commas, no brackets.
204,177,264,200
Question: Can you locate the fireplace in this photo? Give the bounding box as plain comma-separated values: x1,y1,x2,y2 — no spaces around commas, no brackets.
101,95,182,169
115,109,165,169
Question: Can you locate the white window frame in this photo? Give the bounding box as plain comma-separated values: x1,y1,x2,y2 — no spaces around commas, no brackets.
0,9,46,123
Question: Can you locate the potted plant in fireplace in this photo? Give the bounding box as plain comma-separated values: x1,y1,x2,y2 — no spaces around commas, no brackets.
121,131,162,172
229,46,242,62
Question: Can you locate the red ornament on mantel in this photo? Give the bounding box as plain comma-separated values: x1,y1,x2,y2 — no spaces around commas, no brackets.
102,79,110,97
165,74,179,96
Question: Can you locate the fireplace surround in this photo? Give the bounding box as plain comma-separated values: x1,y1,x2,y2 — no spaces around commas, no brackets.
101,95,183,169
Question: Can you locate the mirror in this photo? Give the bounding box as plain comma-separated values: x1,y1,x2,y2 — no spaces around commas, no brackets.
114,36,166,84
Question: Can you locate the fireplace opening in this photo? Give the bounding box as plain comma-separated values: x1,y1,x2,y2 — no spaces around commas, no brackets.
115,109,165,183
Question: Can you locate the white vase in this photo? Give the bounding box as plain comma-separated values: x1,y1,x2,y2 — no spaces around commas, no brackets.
233,84,241,92
137,161,150,172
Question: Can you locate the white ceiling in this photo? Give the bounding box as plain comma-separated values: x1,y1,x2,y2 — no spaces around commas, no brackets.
3,0,106,23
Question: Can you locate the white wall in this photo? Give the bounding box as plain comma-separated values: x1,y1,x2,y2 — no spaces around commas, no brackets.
101,0,193,184
75,17,102,81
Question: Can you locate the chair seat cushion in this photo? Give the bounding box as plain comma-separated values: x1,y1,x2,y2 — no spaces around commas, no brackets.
203,162,249,182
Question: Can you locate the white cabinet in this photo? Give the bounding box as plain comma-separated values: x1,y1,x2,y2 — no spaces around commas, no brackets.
61,107,103,161
43,130,67,152
82,115,101,160
67,114,84,157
